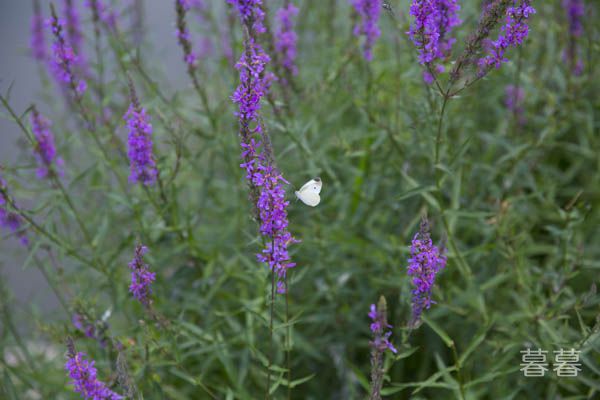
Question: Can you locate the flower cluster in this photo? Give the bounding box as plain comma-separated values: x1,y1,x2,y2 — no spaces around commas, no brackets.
407,219,447,327
31,108,63,179
275,3,299,76
232,2,295,293
408,0,461,65
504,84,525,125
65,351,123,399
128,244,156,306
478,1,536,72
0,176,28,246
124,88,157,186
562,0,585,75
228,0,266,34
351,0,382,62
30,0,46,61
368,301,397,354
49,8,87,97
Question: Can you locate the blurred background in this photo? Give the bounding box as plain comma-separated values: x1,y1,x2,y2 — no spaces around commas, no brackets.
0,0,191,322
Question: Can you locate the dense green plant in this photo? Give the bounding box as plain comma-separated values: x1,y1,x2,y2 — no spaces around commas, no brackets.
0,0,599,399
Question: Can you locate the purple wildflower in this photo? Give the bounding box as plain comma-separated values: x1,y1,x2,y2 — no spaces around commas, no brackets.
407,219,446,327
85,0,118,30
478,1,536,73
275,3,299,75
562,0,585,75
62,0,84,53
232,3,296,293
30,0,46,61
228,0,266,34
65,351,123,399
124,84,157,186
48,6,87,97
72,312,109,348
504,84,525,124
408,0,461,65
351,0,382,61
368,302,397,354
128,244,156,306
176,0,199,70
0,175,29,246
31,108,63,179
368,296,396,400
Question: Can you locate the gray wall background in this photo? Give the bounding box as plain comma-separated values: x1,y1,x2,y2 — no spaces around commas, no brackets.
0,0,192,321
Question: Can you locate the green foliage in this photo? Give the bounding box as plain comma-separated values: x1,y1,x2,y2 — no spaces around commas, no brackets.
1,0,599,399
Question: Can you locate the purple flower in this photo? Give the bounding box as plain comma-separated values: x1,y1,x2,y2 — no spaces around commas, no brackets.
407,219,446,327
275,3,299,76
128,244,156,306
228,0,266,34
351,0,382,62
62,0,84,53
232,3,296,293
31,108,63,179
72,313,110,348
408,0,461,66
478,1,536,73
65,352,123,399
30,0,46,61
48,8,87,97
123,94,157,186
368,296,396,400
0,176,28,246
175,0,199,70
368,302,397,354
504,84,526,125
85,0,118,30
562,0,585,75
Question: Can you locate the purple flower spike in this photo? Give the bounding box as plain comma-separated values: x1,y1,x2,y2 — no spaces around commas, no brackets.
128,244,156,306
228,0,266,34
275,3,299,76
124,84,157,186
49,6,87,97
478,1,536,73
368,296,396,400
31,108,63,179
65,351,123,399
408,0,461,81
231,2,296,293
31,0,46,61
504,84,526,125
0,175,29,246
85,0,118,30
407,218,446,328
351,0,382,62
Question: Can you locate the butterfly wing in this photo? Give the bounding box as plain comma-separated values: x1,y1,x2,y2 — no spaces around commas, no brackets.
295,190,321,207
298,178,322,194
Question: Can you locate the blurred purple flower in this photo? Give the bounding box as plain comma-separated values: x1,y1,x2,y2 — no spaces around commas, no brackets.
351,0,382,61
48,8,87,97
65,351,123,399
478,1,536,73
31,108,63,179
124,91,157,186
176,0,199,70
85,0,118,30
562,0,585,75
368,302,397,354
407,219,446,327
128,244,156,306
275,3,299,75
62,0,83,53
30,0,46,61
0,175,29,246
228,0,266,34
504,84,526,125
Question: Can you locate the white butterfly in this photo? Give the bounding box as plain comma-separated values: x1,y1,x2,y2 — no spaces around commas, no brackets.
295,177,322,207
